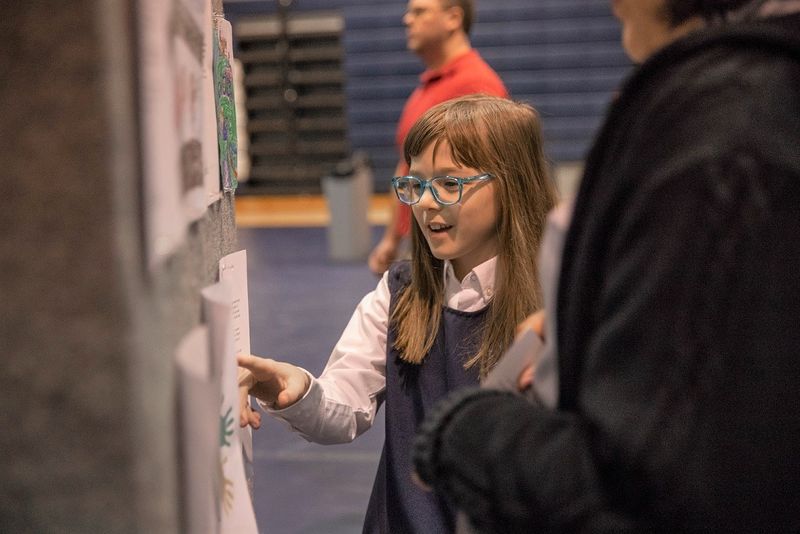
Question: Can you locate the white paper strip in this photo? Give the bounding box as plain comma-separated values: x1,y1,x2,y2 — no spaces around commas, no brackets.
202,280,259,534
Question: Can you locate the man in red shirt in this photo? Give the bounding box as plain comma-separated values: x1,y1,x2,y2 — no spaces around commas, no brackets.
367,0,508,275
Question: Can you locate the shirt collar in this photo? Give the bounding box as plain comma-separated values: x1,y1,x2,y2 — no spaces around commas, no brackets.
443,256,498,297
419,49,477,85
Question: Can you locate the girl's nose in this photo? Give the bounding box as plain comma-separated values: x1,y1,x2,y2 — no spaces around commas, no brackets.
416,186,441,210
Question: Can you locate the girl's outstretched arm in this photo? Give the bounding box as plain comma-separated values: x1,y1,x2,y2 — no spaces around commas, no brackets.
235,272,391,445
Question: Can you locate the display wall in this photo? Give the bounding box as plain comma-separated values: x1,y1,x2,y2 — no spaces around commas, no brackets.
0,1,238,531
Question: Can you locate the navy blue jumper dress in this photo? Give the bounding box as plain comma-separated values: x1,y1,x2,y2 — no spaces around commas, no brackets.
363,261,488,533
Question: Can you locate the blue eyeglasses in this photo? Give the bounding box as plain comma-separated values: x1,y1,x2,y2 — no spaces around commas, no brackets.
391,173,494,206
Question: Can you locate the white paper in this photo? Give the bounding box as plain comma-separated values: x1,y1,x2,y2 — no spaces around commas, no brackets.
218,250,251,358
482,328,543,393
139,0,209,268
175,325,219,534
218,250,255,470
139,0,183,266
201,281,259,534
172,0,208,222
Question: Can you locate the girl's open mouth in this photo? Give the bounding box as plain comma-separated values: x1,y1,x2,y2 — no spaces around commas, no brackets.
428,223,453,233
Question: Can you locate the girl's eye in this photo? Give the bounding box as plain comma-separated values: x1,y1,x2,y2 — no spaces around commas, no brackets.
437,177,460,191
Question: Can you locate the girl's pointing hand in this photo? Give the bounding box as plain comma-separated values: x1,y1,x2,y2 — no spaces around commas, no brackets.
237,354,311,411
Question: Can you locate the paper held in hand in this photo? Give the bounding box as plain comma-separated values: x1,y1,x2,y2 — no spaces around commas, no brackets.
482,328,543,393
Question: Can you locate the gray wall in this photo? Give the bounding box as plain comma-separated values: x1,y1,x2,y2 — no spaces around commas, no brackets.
0,0,235,531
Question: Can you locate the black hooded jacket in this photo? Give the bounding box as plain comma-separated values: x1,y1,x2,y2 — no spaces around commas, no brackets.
414,12,800,533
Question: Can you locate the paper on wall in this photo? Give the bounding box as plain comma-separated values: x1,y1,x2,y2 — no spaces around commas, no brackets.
175,325,219,534
218,250,255,484
218,249,250,358
201,280,259,534
213,16,238,192
139,0,209,268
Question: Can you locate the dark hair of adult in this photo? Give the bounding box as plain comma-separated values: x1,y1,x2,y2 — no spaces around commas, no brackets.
442,0,475,34
665,0,758,25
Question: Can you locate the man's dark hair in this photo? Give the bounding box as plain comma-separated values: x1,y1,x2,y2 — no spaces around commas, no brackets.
442,0,475,34
665,0,756,25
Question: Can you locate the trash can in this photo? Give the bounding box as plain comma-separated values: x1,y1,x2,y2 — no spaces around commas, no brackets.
321,151,373,262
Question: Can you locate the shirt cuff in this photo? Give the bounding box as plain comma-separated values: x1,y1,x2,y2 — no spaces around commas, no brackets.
255,367,320,421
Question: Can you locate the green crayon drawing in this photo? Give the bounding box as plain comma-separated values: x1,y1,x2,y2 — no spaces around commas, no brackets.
220,405,234,447
213,20,238,192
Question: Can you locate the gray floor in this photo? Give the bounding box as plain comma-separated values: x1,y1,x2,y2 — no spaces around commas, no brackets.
239,226,386,534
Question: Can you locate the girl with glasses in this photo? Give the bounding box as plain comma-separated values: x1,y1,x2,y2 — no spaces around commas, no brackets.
238,94,557,533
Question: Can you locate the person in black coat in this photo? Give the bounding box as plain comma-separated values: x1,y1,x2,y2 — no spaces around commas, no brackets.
412,1,800,531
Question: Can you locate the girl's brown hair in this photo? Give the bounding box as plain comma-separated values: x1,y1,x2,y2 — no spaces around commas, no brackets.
391,94,558,377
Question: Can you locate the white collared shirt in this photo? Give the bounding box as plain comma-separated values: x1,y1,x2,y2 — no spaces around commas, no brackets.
443,257,496,311
263,257,498,445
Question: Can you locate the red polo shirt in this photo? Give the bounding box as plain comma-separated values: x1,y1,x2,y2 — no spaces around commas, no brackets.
393,49,508,236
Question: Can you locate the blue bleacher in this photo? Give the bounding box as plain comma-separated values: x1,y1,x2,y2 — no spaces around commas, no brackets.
224,0,632,191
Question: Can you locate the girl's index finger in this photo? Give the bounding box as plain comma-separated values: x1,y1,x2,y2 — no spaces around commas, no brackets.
237,354,279,381
237,353,258,369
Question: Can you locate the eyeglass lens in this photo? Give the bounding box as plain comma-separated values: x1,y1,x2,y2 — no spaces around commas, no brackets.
395,177,461,204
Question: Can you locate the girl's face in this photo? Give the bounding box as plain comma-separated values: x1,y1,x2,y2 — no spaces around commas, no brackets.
410,140,499,281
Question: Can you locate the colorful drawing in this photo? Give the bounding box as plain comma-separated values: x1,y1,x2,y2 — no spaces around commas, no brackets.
203,276,258,532
218,386,245,524
170,0,207,218
220,404,234,447
139,0,208,267
213,16,238,192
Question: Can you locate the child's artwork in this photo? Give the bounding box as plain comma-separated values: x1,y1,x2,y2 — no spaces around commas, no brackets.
202,277,258,534
213,16,238,192
139,0,209,267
